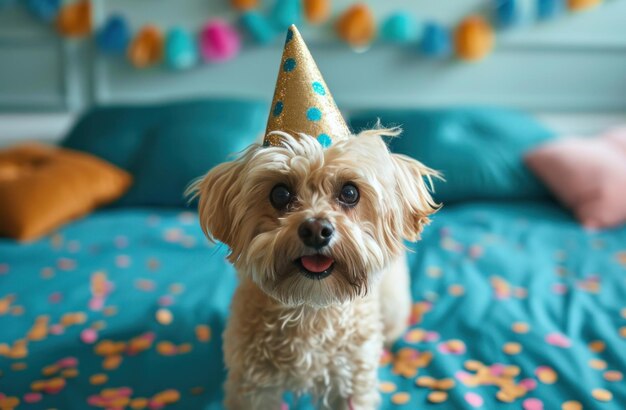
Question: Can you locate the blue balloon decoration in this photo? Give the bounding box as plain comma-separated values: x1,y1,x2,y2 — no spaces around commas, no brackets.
537,0,564,20
26,0,60,22
271,0,302,31
382,12,422,44
96,15,131,54
420,23,451,58
165,27,198,70
240,11,278,45
494,0,518,28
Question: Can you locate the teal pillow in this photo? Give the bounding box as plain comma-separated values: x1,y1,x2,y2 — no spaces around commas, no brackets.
62,99,268,170
349,107,555,203
119,122,259,207
62,99,268,207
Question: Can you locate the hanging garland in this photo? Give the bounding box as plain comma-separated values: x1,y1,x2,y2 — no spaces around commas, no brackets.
12,0,605,70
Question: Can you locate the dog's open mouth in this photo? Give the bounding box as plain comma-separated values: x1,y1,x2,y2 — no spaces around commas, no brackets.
295,254,334,280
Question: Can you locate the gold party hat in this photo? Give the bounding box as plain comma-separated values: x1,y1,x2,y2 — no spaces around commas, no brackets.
264,25,350,148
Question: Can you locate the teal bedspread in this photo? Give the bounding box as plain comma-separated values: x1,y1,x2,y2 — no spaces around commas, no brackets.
0,202,625,409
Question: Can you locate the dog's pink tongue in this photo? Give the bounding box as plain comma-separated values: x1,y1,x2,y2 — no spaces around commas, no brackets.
300,255,334,273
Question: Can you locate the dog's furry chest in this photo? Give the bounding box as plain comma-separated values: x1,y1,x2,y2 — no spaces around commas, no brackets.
224,279,383,397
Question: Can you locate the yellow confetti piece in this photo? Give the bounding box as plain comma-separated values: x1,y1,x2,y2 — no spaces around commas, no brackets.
156,308,173,325
503,342,522,355
588,340,605,353
604,370,623,382
152,389,181,405
537,367,558,384
428,391,448,403
11,362,27,371
592,388,613,402
512,322,530,334
0,396,20,408
379,381,397,393
404,328,426,343
391,392,410,405
427,266,442,278
103,306,118,317
561,400,583,410
436,378,456,390
190,386,205,395
89,373,108,385
619,326,626,339
195,325,211,342
416,376,435,387
589,359,607,370
130,398,149,409
464,360,483,371
61,368,78,378
42,365,59,376
103,355,122,370
448,284,465,296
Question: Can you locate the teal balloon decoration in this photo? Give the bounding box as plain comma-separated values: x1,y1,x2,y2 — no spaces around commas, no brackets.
420,23,452,58
271,0,302,31
96,15,131,54
26,0,60,22
240,11,278,45
538,0,564,20
165,27,198,70
382,12,422,44
494,0,518,28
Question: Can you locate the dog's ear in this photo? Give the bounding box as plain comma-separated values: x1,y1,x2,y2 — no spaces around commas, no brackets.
188,157,246,246
391,153,440,241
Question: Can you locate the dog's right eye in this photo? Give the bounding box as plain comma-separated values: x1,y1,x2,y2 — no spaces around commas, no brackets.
270,184,293,210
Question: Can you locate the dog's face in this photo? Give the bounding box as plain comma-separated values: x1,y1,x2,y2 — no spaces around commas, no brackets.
193,129,438,307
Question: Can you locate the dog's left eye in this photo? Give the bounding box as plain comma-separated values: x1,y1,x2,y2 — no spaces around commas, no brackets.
338,183,359,206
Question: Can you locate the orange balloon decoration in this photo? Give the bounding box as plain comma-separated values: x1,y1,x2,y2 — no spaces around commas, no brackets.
454,16,494,61
230,0,258,12
128,26,164,69
304,0,331,25
56,0,92,37
336,3,376,47
568,0,601,11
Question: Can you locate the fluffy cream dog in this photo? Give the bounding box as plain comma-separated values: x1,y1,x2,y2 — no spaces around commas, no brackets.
191,127,438,409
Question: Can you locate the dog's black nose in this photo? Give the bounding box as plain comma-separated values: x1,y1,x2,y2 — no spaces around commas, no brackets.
298,218,334,249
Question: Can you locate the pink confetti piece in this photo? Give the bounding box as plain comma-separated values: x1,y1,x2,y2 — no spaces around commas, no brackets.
465,392,484,408
545,332,572,348
57,357,78,368
114,235,129,248
552,283,567,295
48,292,63,304
520,378,538,391
115,255,131,268
23,392,42,403
523,398,544,410
80,328,98,344
57,258,76,271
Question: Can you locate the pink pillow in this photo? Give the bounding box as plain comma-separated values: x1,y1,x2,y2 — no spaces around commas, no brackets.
525,127,626,229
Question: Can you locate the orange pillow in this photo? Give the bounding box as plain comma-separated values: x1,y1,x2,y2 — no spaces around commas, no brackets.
0,143,132,241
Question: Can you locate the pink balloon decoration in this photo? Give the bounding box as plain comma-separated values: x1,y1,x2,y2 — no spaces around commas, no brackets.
199,20,241,63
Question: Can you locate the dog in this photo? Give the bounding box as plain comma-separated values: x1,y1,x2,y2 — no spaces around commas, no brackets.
190,126,438,409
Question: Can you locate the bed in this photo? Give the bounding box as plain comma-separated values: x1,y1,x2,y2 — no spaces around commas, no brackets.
1,195,625,409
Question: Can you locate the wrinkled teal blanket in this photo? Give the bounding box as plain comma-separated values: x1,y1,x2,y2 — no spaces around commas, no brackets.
0,202,624,409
